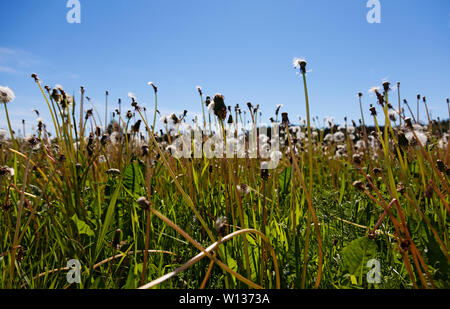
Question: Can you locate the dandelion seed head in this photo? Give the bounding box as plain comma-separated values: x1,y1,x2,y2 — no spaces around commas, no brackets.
293,57,307,70
0,86,15,104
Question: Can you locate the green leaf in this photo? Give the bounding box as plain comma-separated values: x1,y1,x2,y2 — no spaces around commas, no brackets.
71,214,94,237
424,228,449,281
123,161,145,194
342,236,377,276
95,178,122,260
278,167,292,196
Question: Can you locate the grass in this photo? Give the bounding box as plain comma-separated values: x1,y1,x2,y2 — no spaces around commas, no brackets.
0,67,449,289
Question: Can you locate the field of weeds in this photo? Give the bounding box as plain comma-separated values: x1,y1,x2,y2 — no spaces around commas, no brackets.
0,60,449,289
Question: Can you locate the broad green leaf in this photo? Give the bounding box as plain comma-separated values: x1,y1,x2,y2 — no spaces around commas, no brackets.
71,214,94,237
123,161,145,194
342,236,377,276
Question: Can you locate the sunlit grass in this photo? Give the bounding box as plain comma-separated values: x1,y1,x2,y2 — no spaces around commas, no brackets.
0,64,449,289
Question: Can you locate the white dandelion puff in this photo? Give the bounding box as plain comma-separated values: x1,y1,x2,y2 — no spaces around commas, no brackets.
0,86,15,104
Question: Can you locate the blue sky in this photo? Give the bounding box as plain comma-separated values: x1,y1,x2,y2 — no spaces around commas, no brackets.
1,0,449,134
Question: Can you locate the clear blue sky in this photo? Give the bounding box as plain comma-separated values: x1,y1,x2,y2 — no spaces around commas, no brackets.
1,0,449,134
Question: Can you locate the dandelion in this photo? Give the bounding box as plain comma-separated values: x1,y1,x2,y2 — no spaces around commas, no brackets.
0,86,15,104
148,82,158,93
106,168,121,176
293,57,307,73
25,134,40,150
388,110,397,122
136,197,150,210
215,216,228,236
270,150,283,162
169,113,180,126
0,166,14,177
0,85,18,164
128,92,136,100
236,183,250,196
333,132,345,143
368,86,380,95
98,155,107,164
324,133,334,143
275,104,283,116
213,93,227,120
207,101,215,114
31,73,39,82
160,115,169,125
405,130,428,146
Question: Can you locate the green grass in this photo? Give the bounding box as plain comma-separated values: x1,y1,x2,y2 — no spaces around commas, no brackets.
0,73,449,289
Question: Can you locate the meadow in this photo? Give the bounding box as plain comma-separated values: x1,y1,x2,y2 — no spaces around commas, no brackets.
0,59,449,289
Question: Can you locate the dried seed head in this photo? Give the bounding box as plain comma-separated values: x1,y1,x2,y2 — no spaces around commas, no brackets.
148,82,158,93
106,168,121,176
236,183,250,196
136,197,150,211
101,134,108,146
353,180,365,191
352,154,362,165
404,117,413,128
293,57,307,73
141,145,149,156
205,96,211,107
31,73,39,82
0,166,14,177
372,167,382,176
261,168,269,181
126,110,133,120
213,94,227,120
382,81,390,92
396,183,406,194
227,114,233,124
26,135,39,148
281,112,289,124
215,216,228,237
369,105,377,116
374,89,385,106
436,159,447,173
400,238,411,251
132,120,142,133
